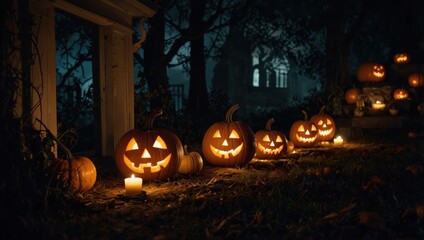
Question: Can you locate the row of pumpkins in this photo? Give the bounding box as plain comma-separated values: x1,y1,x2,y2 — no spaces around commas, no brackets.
51,104,336,194
355,61,424,87
114,104,336,182
52,56,423,194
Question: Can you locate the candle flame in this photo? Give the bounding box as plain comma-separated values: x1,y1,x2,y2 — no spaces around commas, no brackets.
131,174,135,179
376,100,381,104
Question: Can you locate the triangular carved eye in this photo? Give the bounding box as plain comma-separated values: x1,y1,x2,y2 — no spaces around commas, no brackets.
276,136,283,142
311,124,317,131
262,135,271,142
297,125,305,132
229,130,239,139
126,138,139,151
213,131,221,138
318,120,324,126
327,119,332,125
153,136,167,149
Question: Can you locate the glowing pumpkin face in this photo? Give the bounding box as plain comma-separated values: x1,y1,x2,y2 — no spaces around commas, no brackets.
393,89,409,100
356,63,385,82
310,107,336,142
115,111,183,181
123,132,171,173
289,111,318,148
202,104,256,167
393,53,410,64
372,65,385,78
254,118,288,159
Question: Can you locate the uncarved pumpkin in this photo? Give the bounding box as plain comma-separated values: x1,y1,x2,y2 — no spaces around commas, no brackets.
356,62,385,82
286,141,295,154
178,145,203,175
55,156,97,193
289,110,318,148
254,118,288,159
345,88,360,104
115,110,184,181
310,106,336,142
202,104,256,167
40,118,97,194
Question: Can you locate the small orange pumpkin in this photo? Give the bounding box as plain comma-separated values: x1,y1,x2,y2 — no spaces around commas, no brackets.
408,73,424,87
286,141,295,154
55,156,97,193
345,88,361,104
201,104,256,167
289,110,318,148
310,106,336,142
35,118,97,193
356,62,385,82
393,89,409,100
254,118,288,159
178,145,203,175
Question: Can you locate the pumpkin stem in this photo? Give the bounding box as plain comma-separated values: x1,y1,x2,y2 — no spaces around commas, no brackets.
225,104,240,122
183,145,189,155
146,109,163,130
265,118,275,130
301,110,308,121
35,118,73,159
319,106,326,115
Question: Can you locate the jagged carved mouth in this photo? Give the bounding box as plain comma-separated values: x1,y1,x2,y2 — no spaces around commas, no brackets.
210,143,243,159
257,143,283,155
296,134,317,143
124,153,171,173
373,72,384,77
318,128,333,137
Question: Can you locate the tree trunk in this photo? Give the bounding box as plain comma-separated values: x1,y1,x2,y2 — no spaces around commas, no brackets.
324,1,349,91
188,0,209,123
143,9,172,112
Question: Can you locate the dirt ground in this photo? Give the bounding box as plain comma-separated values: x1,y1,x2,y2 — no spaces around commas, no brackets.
5,139,424,239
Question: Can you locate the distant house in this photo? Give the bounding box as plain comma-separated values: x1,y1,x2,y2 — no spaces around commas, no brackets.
212,28,318,119
10,0,157,157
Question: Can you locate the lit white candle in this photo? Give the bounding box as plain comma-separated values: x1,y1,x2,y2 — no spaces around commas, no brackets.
333,136,344,146
125,174,143,195
372,100,386,110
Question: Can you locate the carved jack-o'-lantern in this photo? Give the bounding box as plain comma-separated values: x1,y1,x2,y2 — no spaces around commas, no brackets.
114,110,184,181
310,106,336,142
356,63,385,82
289,110,318,148
254,118,288,159
408,73,424,87
393,89,409,100
393,53,410,64
202,104,256,167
